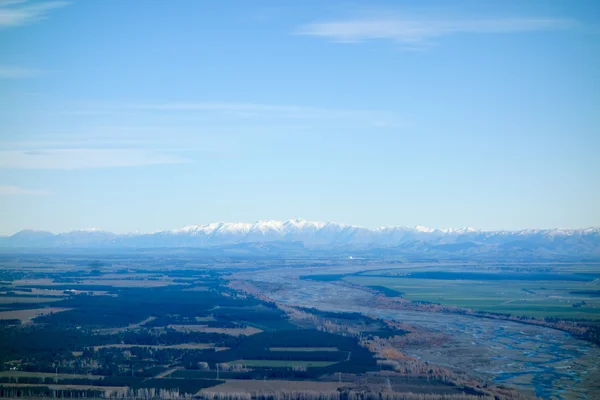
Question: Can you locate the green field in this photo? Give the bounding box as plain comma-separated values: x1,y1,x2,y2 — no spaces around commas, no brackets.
228,360,338,368
0,371,106,379
344,275,600,320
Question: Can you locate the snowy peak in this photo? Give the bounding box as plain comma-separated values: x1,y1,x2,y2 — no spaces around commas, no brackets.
171,222,253,235
171,219,331,238
2,219,598,257
283,218,327,231
375,225,479,234
414,225,435,233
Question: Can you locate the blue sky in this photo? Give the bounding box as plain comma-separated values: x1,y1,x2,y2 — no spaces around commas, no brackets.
0,0,599,234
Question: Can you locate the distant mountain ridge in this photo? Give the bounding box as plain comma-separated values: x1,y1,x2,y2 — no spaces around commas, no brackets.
1,219,599,258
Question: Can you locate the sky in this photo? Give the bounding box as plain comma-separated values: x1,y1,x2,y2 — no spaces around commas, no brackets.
0,0,599,235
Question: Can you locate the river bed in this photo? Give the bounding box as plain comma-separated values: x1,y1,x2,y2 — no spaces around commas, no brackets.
235,266,600,400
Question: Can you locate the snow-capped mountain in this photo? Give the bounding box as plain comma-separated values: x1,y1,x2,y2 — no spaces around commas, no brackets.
1,219,599,258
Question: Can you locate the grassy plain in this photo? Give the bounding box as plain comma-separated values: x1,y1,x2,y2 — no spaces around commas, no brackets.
0,371,106,379
228,360,338,367
11,277,180,288
269,347,339,352
0,383,128,392
344,275,600,320
91,343,225,350
0,307,71,323
168,325,262,336
200,379,348,393
0,296,63,304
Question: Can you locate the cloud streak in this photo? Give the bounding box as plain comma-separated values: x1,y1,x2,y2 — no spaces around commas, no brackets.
297,15,577,46
0,185,48,195
0,0,68,28
0,149,188,170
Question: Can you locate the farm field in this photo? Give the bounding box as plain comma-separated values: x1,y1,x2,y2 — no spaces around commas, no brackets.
0,296,63,304
228,360,338,368
91,343,225,350
269,347,339,352
200,379,348,393
0,307,71,323
167,325,262,336
0,383,128,392
344,274,600,320
13,278,180,288
0,371,107,379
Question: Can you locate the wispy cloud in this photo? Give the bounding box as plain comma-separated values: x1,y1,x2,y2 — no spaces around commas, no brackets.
297,15,577,47
0,149,188,169
0,0,68,28
0,65,42,78
0,185,48,195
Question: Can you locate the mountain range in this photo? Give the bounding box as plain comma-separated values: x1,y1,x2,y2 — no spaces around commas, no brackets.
1,219,599,259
